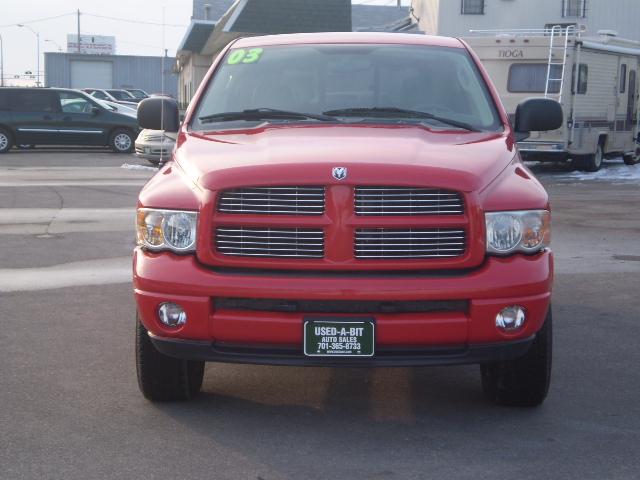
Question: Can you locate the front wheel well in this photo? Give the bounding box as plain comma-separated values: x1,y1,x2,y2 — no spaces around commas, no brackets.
108,126,137,142
108,127,137,153
597,134,608,151
0,124,16,142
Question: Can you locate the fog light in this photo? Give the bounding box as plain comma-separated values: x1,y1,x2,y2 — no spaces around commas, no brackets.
158,303,187,327
496,306,526,332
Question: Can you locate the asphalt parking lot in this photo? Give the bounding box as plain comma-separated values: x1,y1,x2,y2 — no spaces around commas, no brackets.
1,149,639,480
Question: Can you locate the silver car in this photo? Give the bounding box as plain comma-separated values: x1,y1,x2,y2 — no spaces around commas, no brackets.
134,129,177,164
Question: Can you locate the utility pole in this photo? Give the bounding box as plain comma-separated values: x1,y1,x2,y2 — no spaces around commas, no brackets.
161,7,166,96
77,9,81,53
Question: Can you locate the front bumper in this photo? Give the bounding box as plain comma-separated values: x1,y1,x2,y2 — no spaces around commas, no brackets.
134,248,553,366
518,142,567,162
134,142,172,162
148,332,535,367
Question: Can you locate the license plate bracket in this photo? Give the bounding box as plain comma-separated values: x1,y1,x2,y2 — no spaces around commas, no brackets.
303,317,375,357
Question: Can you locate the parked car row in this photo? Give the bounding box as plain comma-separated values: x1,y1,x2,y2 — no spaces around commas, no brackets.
0,87,140,153
83,88,148,107
0,87,175,162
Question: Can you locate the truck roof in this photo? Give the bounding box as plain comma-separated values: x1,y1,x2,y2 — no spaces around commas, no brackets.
232,32,465,49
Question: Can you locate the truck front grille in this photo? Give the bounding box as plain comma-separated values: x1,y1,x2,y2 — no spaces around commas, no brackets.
355,228,466,259
218,186,325,215
215,227,324,258
355,186,464,216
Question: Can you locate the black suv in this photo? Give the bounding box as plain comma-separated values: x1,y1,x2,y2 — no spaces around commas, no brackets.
0,87,139,153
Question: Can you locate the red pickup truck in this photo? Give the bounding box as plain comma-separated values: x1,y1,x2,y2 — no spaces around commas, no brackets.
133,33,562,406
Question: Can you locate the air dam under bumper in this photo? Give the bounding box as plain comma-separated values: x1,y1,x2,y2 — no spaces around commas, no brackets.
133,248,553,366
148,332,535,367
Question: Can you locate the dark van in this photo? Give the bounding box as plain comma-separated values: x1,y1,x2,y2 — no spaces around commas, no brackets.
0,87,139,153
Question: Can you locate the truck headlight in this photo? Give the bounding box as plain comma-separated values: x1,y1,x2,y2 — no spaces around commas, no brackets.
136,208,197,253
486,210,550,255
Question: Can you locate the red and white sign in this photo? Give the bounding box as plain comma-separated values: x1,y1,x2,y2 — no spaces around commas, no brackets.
67,34,115,55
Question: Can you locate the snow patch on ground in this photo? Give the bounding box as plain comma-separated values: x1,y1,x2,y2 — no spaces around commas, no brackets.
121,163,158,172
536,159,640,183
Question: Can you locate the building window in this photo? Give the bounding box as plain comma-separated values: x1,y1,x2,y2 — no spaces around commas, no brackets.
508,64,563,94
461,0,485,15
571,64,588,94
563,0,586,18
620,64,627,93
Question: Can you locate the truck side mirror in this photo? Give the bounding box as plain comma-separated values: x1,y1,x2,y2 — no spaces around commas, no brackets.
514,98,563,141
137,97,180,132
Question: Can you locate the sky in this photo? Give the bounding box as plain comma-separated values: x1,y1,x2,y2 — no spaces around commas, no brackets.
0,0,413,84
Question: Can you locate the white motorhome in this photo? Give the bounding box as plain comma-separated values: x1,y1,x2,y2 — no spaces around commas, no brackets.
464,28,640,171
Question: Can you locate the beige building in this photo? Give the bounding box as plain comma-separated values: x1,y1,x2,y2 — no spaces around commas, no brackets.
413,0,640,41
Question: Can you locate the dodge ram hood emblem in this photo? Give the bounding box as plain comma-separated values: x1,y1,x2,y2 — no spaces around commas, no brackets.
332,167,347,181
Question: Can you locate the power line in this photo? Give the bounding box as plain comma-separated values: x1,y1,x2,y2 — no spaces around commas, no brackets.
0,11,187,29
82,13,187,28
0,12,75,28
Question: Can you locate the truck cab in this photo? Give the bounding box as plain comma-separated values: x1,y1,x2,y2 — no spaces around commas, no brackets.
133,32,562,406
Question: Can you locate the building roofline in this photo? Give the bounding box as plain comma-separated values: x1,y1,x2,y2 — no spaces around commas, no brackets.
178,19,217,53
44,52,171,60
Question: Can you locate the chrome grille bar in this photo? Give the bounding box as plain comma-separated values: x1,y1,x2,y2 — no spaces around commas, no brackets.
219,186,325,215
355,228,466,259
216,227,324,258
355,186,464,216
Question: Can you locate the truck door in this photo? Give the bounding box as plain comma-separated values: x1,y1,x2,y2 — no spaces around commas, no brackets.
612,61,628,150
56,91,108,146
628,70,636,132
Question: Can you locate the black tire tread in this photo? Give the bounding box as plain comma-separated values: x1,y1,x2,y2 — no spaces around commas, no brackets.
135,315,204,401
622,152,639,166
480,309,552,407
0,127,13,154
110,128,135,153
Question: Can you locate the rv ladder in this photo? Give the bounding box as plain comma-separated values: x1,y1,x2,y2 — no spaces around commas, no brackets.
545,25,575,103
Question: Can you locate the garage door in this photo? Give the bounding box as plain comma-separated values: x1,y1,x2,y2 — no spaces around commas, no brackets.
70,61,113,89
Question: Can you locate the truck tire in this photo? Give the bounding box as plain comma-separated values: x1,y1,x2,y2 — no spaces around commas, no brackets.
0,128,13,154
576,143,604,172
623,149,639,166
135,314,204,401
110,128,135,153
480,309,552,407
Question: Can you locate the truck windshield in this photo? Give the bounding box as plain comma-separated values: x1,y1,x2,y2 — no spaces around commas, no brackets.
192,44,503,132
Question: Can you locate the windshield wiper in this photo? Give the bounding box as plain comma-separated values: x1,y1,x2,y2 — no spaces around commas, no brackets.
199,108,338,124
322,107,479,132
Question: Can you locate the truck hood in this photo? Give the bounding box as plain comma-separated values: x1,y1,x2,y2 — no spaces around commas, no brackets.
175,124,515,193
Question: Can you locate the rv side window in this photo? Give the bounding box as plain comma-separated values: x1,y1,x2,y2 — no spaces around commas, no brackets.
507,64,562,94
620,64,627,93
563,0,586,18
461,0,485,14
571,64,588,95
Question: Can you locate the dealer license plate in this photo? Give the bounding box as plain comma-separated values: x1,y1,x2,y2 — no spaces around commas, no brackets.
303,318,375,357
